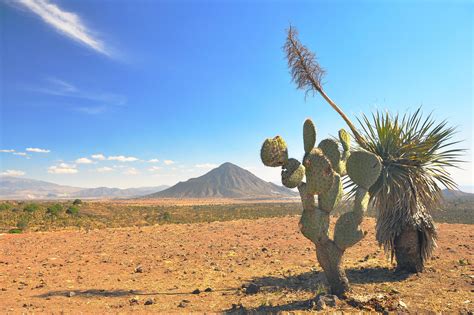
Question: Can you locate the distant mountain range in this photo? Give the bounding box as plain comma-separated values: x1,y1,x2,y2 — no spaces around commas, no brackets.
146,162,298,199
0,176,169,200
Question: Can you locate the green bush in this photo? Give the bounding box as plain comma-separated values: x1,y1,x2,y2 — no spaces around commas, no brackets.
72,199,82,206
0,203,12,211
162,211,172,221
23,203,40,213
17,217,29,230
8,228,22,234
47,203,63,217
66,206,80,216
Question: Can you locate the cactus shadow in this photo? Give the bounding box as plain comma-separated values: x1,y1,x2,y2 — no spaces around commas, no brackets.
34,288,222,299
243,266,407,295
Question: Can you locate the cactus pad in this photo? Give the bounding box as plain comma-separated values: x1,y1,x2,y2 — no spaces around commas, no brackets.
281,158,305,188
318,139,341,173
303,119,317,154
260,136,288,167
304,148,335,194
318,173,342,212
338,129,351,151
334,211,366,250
299,207,330,244
346,150,382,189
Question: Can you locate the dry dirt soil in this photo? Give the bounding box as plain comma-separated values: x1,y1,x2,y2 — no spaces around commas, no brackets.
0,217,472,314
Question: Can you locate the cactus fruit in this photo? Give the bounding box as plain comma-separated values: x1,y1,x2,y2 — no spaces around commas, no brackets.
318,173,342,212
346,150,382,189
281,158,305,188
304,148,334,194
338,129,351,152
303,119,316,153
261,136,288,167
260,119,382,296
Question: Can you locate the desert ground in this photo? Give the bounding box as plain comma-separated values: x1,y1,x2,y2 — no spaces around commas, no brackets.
1,216,472,314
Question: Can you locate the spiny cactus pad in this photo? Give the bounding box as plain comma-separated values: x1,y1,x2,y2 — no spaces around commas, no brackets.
334,211,365,250
299,208,329,244
318,139,341,173
338,129,351,152
346,150,382,189
318,173,342,212
260,136,289,167
304,148,335,194
303,119,317,154
281,158,305,188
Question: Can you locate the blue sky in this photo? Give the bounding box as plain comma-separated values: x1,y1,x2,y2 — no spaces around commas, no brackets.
1,0,473,190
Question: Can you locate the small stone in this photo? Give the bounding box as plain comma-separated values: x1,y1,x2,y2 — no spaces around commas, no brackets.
398,300,408,310
144,298,154,305
67,291,76,297
315,294,338,310
204,287,213,292
178,300,189,308
129,297,139,306
192,288,201,294
134,265,143,273
244,284,260,295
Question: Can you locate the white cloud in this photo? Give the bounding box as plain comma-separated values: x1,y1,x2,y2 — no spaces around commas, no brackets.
26,147,50,153
195,163,218,169
108,155,138,162
13,152,28,156
148,158,159,163
91,153,106,160
148,166,162,172
1,169,26,176
123,167,139,175
16,0,110,56
0,149,15,153
96,166,113,173
163,160,175,165
48,163,77,174
75,157,93,164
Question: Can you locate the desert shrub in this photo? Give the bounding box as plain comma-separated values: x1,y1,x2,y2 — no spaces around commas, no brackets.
17,217,29,230
47,203,63,217
0,203,12,211
162,211,172,221
23,203,40,213
72,199,82,205
66,206,80,216
8,228,22,234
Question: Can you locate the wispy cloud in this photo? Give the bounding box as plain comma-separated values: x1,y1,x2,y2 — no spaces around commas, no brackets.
48,163,77,174
108,155,138,162
1,169,26,176
30,78,126,115
163,160,175,165
148,166,162,172
0,149,15,153
91,153,106,160
195,163,218,169
96,166,113,173
26,147,50,153
16,0,110,56
123,167,139,175
13,152,28,156
148,158,159,163
75,157,93,164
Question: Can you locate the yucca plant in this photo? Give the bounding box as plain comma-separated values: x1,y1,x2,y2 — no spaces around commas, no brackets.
355,110,462,272
285,26,464,272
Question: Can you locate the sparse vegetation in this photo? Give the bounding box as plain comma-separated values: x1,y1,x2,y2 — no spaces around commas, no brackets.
73,199,82,205
23,203,40,213
46,203,63,217
66,205,80,216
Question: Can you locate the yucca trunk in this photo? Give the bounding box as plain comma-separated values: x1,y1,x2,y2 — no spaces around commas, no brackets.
393,226,424,273
315,243,349,296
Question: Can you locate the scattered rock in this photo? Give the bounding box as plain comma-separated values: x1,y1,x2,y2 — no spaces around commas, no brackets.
314,294,338,310
192,288,201,294
178,300,189,308
397,300,408,311
134,265,143,273
244,283,260,295
204,287,213,292
67,291,76,298
129,297,139,306
144,298,154,305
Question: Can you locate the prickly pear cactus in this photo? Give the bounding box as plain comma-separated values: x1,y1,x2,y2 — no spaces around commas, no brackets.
260,119,382,296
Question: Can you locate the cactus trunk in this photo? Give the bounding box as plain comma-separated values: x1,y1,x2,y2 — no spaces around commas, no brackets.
315,243,349,296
